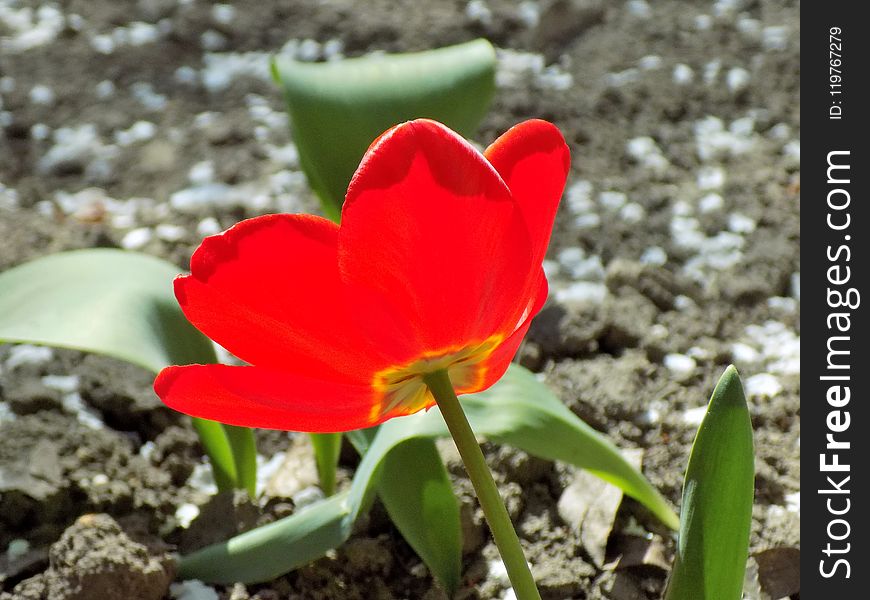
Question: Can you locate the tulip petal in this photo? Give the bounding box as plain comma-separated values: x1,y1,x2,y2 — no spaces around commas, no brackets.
177,214,395,381
339,119,538,355
472,271,549,393
485,119,570,265
155,364,387,433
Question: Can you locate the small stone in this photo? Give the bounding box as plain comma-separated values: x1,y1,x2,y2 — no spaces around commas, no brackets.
744,373,783,398
196,217,222,237
121,227,154,250
664,353,696,377
29,84,55,106
155,224,187,242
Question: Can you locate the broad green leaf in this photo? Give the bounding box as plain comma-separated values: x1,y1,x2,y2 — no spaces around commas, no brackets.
179,364,677,584
664,366,754,600
378,438,461,596
310,432,343,496
272,39,496,218
178,490,352,584
0,249,256,494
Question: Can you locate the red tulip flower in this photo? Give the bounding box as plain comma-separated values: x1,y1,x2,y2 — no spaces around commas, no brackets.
155,119,569,434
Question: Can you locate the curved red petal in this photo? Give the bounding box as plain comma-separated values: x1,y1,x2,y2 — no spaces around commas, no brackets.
155,364,385,433
467,271,549,394
485,119,570,266
178,214,398,380
339,119,537,356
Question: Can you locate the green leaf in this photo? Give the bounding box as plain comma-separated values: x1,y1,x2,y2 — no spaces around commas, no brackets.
664,366,755,600
178,490,352,584
378,438,461,596
272,39,496,216
0,249,256,495
179,364,677,584
310,432,343,496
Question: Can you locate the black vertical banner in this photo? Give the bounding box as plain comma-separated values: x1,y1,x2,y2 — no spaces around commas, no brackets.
802,3,870,597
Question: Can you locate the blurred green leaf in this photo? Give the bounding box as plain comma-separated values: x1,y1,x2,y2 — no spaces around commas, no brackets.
0,249,256,495
272,39,496,217
179,364,677,584
664,366,755,600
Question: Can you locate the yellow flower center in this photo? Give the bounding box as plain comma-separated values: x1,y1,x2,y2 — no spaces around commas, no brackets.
369,335,503,423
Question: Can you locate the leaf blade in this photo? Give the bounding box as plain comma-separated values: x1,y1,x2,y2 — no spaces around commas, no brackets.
378,438,461,596
664,366,755,600
0,249,250,494
272,39,496,214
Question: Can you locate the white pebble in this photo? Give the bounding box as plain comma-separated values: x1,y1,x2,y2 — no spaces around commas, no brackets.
694,14,713,30
114,121,156,146
174,66,198,85
30,123,50,140
674,295,695,311
599,191,627,211
175,504,200,529
664,353,696,376
626,0,652,18
565,180,594,214
726,67,750,93
673,64,694,85
292,486,326,510
41,374,80,393
196,217,222,237
466,0,493,26
517,1,540,28
768,123,791,140
201,30,227,51
121,227,154,250
744,373,783,398
297,38,321,62
127,22,160,46
322,38,344,61
95,80,116,99
90,34,115,54
785,492,800,513
554,282,607,305
698,193,724,213
638,55,662,70
29,84,55,106
62,392,103,429
211,4,236,24
188,161,215,185
6,345,53,369
573,213,601,229
762,26,789,51
6,539,30,560
768,296,797,313
640,246,667,266
730,342,760,363
620,202,645,223
682,406,708,426
728,213,756,233
170,581,219,600
488,559,511,585
131,82,167,111
92,473,109,486
702,60,721,86
697,166,726,190
156,223,187,242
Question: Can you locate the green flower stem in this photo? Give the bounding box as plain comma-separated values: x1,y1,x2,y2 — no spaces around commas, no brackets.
424,370,541,600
